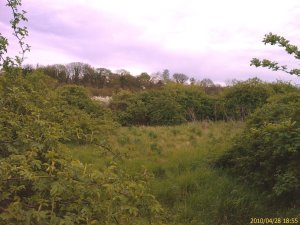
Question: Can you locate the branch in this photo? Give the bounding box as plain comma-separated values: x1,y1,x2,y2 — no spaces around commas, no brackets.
94,142,124,160
0,0,30,70
263,32,300,60
250,58,300,76
2,175,55,182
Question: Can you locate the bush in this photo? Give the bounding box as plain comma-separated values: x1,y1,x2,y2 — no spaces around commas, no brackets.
167,85,217,121
247,92,300,128
223,78,274,120
216,91,300,205
48,85,117,144
111,81,299,126
268,80,299,94
0,72,168,224
148,95,186,125
111,90,186,125
110,85,219,125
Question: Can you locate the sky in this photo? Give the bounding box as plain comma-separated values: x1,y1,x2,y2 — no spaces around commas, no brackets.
1,0,300,84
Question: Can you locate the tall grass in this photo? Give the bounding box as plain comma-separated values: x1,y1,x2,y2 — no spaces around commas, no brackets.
70,121,299,225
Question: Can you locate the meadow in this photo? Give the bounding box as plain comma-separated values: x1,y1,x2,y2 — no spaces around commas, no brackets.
70,122,299,225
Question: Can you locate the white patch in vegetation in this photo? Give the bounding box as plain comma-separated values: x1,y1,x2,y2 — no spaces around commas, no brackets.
91,96,112,105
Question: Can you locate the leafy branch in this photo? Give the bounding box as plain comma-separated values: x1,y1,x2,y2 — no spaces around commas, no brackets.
0,0,30,71
250,32,300,76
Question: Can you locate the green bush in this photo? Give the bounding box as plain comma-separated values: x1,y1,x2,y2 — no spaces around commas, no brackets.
223,78,274,120
111,90,186,125
268,80,299,94
110,81,292,126
47,85,117,144
0,72,168,224
247,92,300,128
148,95,186,125
110,85,220,125
217,91,300,205
167,85,217,121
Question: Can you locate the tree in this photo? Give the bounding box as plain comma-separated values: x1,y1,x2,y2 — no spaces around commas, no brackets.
94,68,111,88
199,78,214,87
161,69,170,82
189,77,196,85
42,64,68,83
0,0,30,71
250,32,300,76
173,73,189,84
66,62,87,84
137,72,151,89
116,69,130,76
80,63,94,85
150,71,162,83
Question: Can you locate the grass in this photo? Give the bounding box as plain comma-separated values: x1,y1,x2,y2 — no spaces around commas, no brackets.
69,121,299,225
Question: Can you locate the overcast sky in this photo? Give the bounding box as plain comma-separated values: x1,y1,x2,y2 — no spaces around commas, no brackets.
1,0,300,84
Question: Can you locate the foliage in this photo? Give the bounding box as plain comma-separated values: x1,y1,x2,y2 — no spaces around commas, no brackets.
110,89,187,125
0,0,30,70
32,64,163,94
247,92,300,128
217,33,300,205
110,85,219,125
1,149,165,225
217,90,300,205
164,84,216,121
2,4,299,223
268,80,299,94
0,72,168,224
223,78,274,120
72,122,299,225
251,32,300,76
110,80,299,125
0,1,167,218
47,85,117,144
172,73,189,84
148,94,186,125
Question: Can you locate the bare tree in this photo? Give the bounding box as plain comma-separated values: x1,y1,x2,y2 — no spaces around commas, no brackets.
173,73,189,84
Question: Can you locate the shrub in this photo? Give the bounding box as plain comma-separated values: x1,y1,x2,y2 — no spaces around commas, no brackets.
223,78,274,120
47,85,117,144
0,72,168,224
111,90,186,125
216,91,300,205
168,85,216,121
148,95,186,125
268,80,299,94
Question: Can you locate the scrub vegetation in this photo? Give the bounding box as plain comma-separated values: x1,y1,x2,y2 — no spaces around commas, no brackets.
0,1,299,224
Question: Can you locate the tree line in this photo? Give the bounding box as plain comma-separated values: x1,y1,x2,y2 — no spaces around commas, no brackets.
19,63,225,96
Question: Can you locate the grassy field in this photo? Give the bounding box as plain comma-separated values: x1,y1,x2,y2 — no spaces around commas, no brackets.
69,121,298,225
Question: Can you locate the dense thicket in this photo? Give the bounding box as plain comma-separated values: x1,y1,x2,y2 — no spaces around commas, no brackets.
0,72,167,224
217,33,300,207
216,91,300,205
109,79,298,125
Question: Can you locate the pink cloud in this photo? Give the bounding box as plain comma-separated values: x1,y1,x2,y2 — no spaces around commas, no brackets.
0,0,299,84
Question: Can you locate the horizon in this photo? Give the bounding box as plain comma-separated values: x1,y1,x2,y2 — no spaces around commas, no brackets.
0,0,300,84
